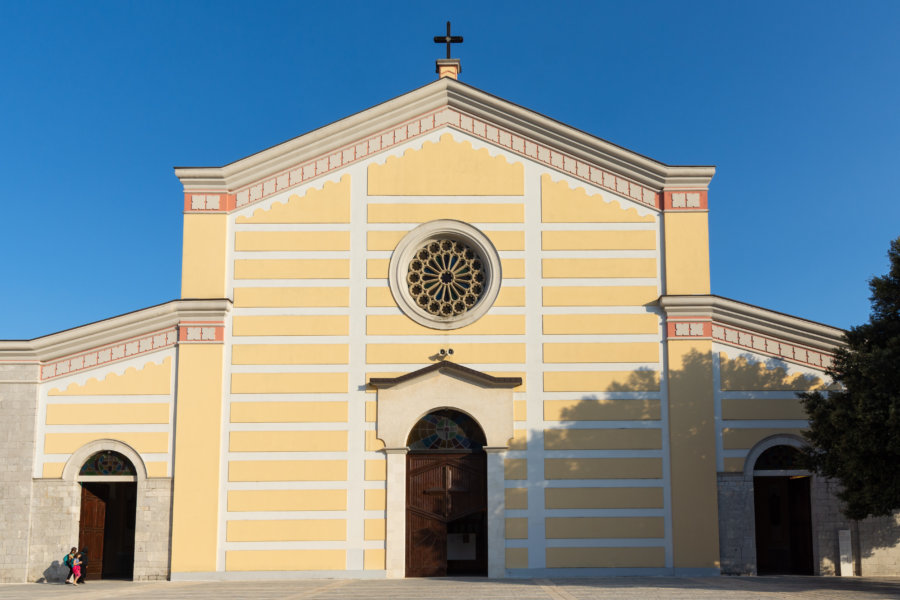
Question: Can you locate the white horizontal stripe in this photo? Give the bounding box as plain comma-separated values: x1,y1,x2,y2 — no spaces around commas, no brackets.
719,391,810,400
234,251,351,259
543,421,663,429
229,365,351,373
230,337,351,344
233,224,351,232
541,306,663,315
225,394,351,402
541,391,661,400
541,334,661,343
540,251,658,259
223,541,386,551
231,308,351,316
232,278,351,285
515,480,665,488
227,423,350,432
226,481,352,491
225,511,349,519
507,450,663,459
544,539,665,548
722,450,749,458
541,363,660,372
539,223,657,231
720,420,808,429
508,509,666,518
44,424,170,433
227,452,351,461
366,196,526,204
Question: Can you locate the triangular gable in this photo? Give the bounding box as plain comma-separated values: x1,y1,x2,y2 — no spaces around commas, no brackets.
177,78,714,215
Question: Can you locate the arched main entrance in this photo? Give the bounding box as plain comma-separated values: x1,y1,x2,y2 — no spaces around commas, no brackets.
752,444,814,575
405,409,488,577
76,451,137,580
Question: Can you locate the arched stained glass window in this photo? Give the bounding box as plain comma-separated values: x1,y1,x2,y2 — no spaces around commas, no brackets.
79,451,136,476
407,409,486,451
754,445,803,471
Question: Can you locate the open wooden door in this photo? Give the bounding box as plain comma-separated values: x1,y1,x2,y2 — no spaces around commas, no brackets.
78,484,105,579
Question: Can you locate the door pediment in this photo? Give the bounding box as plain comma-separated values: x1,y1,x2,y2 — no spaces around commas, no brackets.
370,362,519,449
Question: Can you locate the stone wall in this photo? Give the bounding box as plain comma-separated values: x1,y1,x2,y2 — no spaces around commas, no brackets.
134,478,172,580
0,364,39,583
809,477,849,575
717,473,756,575
857,511,900,576
27,479,81,582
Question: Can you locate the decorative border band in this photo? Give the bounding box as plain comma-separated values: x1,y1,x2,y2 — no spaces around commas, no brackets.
667,319,712,338
178,321,225,343
41,327,177,381
663,190,708,211
184,107,662,214
711,323,834,370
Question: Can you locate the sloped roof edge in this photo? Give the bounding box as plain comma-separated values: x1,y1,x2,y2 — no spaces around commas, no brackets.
369,360,522,389
175,78,715,193
660,294,846,353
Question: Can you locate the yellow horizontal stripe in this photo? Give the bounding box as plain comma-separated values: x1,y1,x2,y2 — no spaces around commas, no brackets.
366,314,525,336
234,287,349,308
365,460,386,481
231,401,347,423
45,403,168,425
225,550,345,571
543,342,659,363
506,518,528,539
545,487,664,509
365,489,386,511
228,460,347,482
365,519,386,541
546,547,664,568
544,399,661,421
234,259,349,279
723,457,745,473
147,462,168,477
502,259,525,279
544,458,662,479
231,372,347,394
506,488,528,510
505,459,527,480
543,428,662,450
233,315,348,336
367,230,525,252
367,259,389,279
546,517,664,539
41,463,64,478
507,548,528,569
364,549,385,570
543,286,658,306
721,398,808,421
226,519,347,542
229,431,348,452
543,258,657,279
227,489,347,511
367,203,524,224
542,230,657,250
44,432,167,454
366,343,525,364
543,313,659,335
544,371,660,392
234,230,350,251
232,344,348,365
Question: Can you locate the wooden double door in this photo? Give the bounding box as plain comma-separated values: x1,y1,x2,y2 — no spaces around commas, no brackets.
406,452,487,577
78,482,136,580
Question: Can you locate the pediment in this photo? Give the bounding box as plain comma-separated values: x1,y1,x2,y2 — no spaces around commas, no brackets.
371,361,518,449
176,78,714,214
369,360,521,391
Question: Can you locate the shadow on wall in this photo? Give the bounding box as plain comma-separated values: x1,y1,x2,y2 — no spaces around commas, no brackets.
39,560,67,584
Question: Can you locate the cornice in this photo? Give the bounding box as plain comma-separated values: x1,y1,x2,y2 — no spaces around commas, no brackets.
0,299,232,364
369,360,522,389
660,295,846,370
176,78,714,204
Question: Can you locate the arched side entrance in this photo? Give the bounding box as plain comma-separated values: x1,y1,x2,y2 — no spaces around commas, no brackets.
745,435,814,575
405,410,487,577
61,439,168,581
370,362,520,579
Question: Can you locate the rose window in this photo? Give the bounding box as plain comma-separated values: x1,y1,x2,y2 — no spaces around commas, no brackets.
407,239,485,317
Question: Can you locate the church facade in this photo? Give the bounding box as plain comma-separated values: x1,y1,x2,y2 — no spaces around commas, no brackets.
2,64,899,582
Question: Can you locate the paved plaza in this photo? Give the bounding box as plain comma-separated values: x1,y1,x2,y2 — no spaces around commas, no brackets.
0,577,898,600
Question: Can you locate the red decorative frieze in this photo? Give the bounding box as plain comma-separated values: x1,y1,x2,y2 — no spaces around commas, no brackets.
40,327,177,381
184,193,236,212
178,321,225,343
711,323,834,370
224,107,662,213
667,319,712,338
663,190,708,211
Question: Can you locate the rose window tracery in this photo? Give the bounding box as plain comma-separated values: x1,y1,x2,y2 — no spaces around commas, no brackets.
407,239,485,317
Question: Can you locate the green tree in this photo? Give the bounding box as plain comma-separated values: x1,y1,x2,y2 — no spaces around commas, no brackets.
800,237,900,520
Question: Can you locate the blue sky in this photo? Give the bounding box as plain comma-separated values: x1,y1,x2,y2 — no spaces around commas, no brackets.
1,1,898,339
